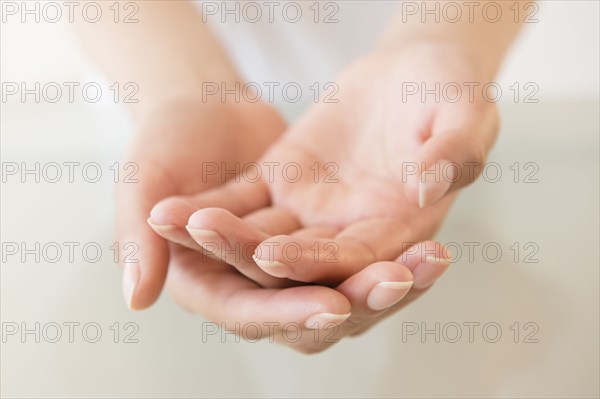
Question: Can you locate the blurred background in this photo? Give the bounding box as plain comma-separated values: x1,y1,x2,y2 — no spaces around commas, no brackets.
1,1,599,398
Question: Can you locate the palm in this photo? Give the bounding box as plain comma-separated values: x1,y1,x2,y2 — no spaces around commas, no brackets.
148,51,486,350
267,51,493,229
265,88,439,230
152,50,497,287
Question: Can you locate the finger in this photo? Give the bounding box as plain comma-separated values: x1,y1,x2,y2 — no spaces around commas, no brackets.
148,180,270,249
243,207,301,235
166,247,352,338
242,207,304,286
347,286,432,338
351,242,452,335
396,241,452,290
186,207,293,287
338,241,450,336
252,218,423,284
336,261,414,326
404,106,498,208
291,226,340,239
115,165,176,310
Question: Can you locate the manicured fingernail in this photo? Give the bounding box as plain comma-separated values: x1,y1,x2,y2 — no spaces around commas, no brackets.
304,313,351,330
413,256,451,290
148,218,198,246
367,281,413,311
186,227,224,253
252,255,290,278
425,255,453,263
147,218,177,232
123,263,140,310
418,159,455,208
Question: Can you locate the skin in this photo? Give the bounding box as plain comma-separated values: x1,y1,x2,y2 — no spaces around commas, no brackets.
76,1,527,353
151,43,499,289
148,43,494,353
115,98,285,307
165,240,451,353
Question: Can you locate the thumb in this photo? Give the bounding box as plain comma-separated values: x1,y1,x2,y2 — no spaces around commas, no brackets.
115,161,175,310
404,106,498,208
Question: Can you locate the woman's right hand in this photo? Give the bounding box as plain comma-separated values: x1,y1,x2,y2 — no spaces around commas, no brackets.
115,97,286,309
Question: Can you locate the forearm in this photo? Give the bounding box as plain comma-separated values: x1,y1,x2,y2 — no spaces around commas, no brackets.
75,0,239,122
378,1,529,78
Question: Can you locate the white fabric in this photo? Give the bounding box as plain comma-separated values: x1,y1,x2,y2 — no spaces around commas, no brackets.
195,1,397,87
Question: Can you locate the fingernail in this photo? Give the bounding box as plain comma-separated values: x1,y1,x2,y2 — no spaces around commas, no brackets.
425,255,453,263
304,313,351,330
148,218,198,247
123,263,140,310
418,159,455,208
147,218,177,232
413,256,451,290
186,227,224,253
252,254,290,278
367,281,413,311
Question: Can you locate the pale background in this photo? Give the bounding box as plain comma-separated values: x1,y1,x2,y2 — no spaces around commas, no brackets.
1,1,599,398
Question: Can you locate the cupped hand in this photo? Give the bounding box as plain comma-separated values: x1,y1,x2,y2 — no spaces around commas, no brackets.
115,98,285,309
165,239,451,353
150,43,498,287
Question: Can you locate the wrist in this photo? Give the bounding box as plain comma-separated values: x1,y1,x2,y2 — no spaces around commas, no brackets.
374,38,499,81
133,93,282,138
129,76,243,125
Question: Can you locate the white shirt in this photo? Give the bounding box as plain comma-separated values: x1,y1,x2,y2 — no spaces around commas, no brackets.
195,1,399,116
